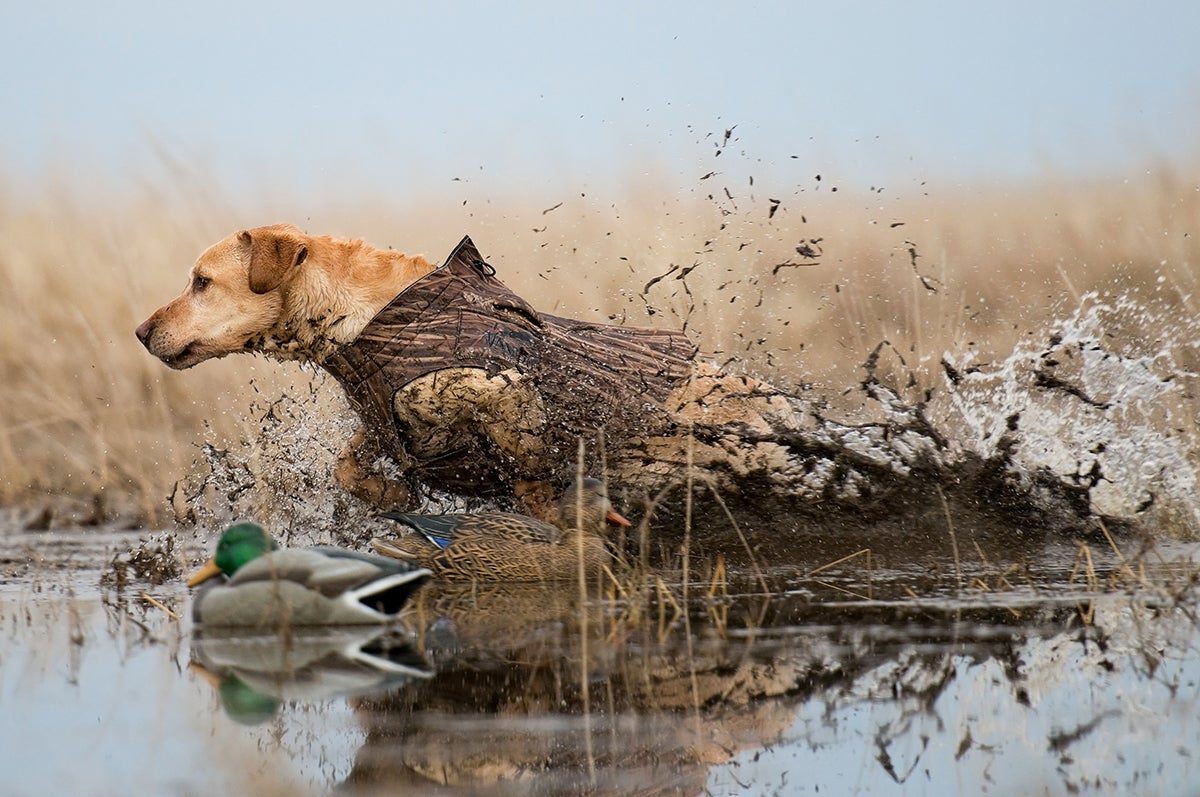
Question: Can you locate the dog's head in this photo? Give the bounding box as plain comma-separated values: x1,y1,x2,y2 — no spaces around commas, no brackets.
135,224,308,369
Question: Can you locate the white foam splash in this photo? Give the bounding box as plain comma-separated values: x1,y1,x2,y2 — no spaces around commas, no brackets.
933,291,1200,537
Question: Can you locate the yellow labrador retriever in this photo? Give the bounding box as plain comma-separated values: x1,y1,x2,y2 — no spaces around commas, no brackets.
136,224,813,514
135,224,434,369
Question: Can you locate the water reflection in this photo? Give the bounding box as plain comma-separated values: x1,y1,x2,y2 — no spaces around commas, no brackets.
338,576,1128,795
1,529,1198,796
190,628,431,725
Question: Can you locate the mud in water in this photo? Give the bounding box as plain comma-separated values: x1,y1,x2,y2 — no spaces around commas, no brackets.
2,522,1199,796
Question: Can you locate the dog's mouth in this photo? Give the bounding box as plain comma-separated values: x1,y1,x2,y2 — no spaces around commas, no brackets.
160,341,216,370
161,343,198,369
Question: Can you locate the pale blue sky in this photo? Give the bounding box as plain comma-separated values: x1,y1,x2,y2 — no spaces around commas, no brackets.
2,2,1197,200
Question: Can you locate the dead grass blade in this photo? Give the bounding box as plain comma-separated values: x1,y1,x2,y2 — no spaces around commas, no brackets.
140,592,180,620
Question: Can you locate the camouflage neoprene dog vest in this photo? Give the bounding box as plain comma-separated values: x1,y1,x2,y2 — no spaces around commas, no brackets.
321,236,696,492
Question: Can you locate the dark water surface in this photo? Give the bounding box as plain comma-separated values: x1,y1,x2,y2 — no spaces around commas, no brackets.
1,525,1198,796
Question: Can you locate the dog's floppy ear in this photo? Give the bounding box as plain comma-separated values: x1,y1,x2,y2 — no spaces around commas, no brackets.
241,227,309,294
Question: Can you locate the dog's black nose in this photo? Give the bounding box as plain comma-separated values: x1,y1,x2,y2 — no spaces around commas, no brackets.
135,318,154,344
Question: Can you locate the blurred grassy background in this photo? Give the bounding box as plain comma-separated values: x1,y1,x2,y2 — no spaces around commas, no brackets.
1,163,1196,526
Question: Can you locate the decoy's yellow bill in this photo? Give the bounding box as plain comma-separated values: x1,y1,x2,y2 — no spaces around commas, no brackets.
187,661,222,689
186,558,224,587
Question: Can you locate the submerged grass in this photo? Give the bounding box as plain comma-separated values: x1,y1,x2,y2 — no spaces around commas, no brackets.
1,162,1198,526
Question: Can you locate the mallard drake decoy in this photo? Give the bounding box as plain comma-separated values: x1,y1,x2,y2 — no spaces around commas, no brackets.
187,522,432,627
372,477,632,582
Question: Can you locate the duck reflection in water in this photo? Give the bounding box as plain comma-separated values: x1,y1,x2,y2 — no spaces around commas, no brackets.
189,627,431,724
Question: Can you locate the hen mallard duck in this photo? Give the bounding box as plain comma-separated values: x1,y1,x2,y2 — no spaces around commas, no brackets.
187,522,432,627
372,478,632,582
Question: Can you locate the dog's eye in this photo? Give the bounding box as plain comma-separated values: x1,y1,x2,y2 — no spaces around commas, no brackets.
192,275,211,292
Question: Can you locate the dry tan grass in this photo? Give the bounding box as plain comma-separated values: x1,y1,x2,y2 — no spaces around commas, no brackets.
1,163,1196,526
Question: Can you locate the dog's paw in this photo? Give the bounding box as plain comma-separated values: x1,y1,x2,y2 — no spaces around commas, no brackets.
335,429,412,510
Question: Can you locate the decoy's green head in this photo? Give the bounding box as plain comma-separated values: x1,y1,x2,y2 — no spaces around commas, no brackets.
218,675,281,725
189,661,279,725
186,522,279,587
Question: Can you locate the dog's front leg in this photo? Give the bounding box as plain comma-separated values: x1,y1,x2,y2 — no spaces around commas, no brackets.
335,427,412,510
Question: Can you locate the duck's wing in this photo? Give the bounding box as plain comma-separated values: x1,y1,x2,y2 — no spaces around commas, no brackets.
461,512,562,545
380,511,460,548
381,511,561,546
306,545,427,573
229,548,429,603
306,547,432,615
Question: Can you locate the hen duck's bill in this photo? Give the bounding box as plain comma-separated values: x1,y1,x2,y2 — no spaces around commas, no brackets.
606,508,632,527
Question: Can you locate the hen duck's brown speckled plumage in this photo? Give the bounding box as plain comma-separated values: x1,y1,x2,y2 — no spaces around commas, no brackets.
372,478,631,582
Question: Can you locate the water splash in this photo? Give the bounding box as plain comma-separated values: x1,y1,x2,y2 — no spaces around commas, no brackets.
176,292,1200,543
933,291,1200,537
175,376,375,546
176,374,477,547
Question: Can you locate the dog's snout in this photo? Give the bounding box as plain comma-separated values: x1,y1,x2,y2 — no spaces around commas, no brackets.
135,317,155,345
